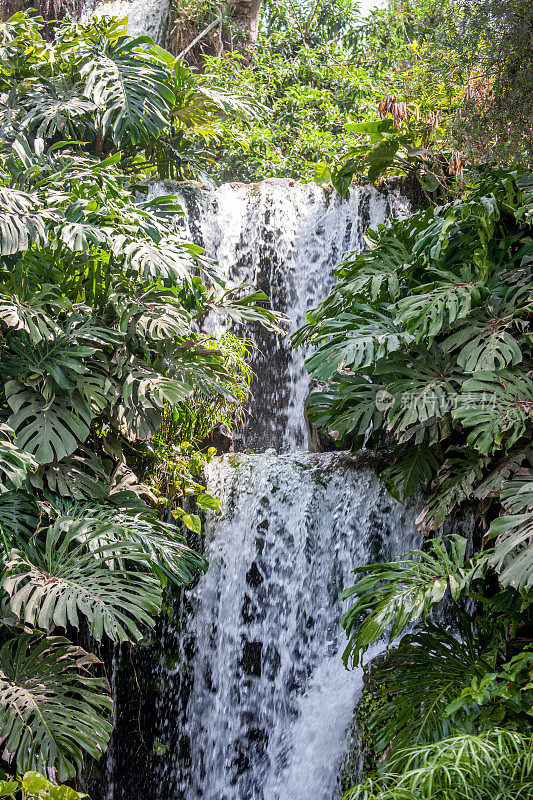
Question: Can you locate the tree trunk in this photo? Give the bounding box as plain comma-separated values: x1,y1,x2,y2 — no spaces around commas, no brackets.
0,0,83,23
227,0,262,44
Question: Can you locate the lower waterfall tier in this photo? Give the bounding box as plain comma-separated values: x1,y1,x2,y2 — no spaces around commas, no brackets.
151,451,419,800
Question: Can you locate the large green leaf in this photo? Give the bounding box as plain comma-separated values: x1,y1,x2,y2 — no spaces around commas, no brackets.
0,633,112,781
304,309,412,380
80,35,174,145
363,138,400,183
112,235,200,283
306,376,387,443
341,536,477,667
368,624,489,758
44,496,208,585
114,290,192,342
414,449,487,532
0,490,39,550
114,360,192,440
5,382,92,465
453,372,533,455
395,279,485,342
444,320,523,373
380,443,442,502
0,187,48,255
0,289,62,343
0,424,37,491
31,449,113,500
20,78,96,140
3,520,162,641
488,470,533,590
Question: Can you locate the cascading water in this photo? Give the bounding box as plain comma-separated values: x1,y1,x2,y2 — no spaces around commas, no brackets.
167,452,418,800
136,181,417,800
80,0,171,43
98,179,419,800
153,179,410,451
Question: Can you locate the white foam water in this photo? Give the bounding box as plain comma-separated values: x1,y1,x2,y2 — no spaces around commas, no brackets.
80,0,170,43
159,452,418,800
151,179,410,451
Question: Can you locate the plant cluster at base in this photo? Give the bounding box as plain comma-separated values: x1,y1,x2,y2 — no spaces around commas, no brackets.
0,771,84,800
0,11,283,785
296,169,533,795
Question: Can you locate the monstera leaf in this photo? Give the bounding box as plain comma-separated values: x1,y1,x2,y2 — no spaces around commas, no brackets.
0,490,39,549
80,34,174,145
395,279,486,342
31,448,113,500
20,78,96,140
0,424,37,490
306,375,387,443
0,186,49,255
488,470,533,590
114,291,192,342
453,372,533,455
444,321,523,373
338,230,413,303
114,235,200,283
380,443,442,502
415,449,487,532
4,331,97,391
115,361,192,441
43,496,208,585
341,536,477,667
387,368,458,437
304,309,412,380
0,290,62,343
0,633,112,781
3,520,162,642
5,382,93,465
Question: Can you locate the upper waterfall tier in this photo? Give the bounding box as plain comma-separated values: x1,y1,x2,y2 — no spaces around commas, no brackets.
80,0,170,43
149,179,410,452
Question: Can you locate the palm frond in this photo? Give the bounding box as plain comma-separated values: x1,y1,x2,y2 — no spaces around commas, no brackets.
368,623,492,758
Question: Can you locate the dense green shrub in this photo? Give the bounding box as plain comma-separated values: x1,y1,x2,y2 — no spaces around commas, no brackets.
297,168,533,786
0,11,281,781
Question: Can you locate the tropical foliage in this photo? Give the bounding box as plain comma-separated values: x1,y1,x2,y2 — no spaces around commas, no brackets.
198,0,401,182
297,170,533,579
197,0,512,187
297,168,533,790
325,0,533,192
0,770,85,800
345,729,533,800
0,10,282,783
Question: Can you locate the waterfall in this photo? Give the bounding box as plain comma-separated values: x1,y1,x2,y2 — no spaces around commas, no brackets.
98,180,419,800
151,179,410,451
167,452,418,800
80,0,171,43
145,181,416,800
